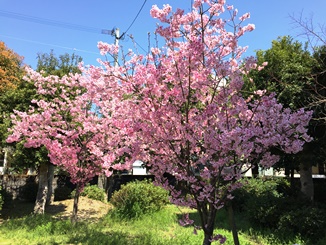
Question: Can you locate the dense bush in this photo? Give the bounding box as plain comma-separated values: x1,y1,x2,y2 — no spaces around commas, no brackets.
110,180,169,219
71,184,106,202
233,177,291,227
233,177,326,243
54,186,72,201
277,205,326,243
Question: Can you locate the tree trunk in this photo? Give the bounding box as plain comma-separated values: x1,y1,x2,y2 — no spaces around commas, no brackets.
203,226,214,245
251,162,259,178
3,147,9,174
71,183,80,224
98,174,108,200
107,176,115,200
202,207,217,245
46,163,54,205
34,162,49,214
227,203,240,245
290,167,295,192
300,162,314,201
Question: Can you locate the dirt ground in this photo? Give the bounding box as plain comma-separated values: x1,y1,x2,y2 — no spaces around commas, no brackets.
47,196,111,221
0,197,111,222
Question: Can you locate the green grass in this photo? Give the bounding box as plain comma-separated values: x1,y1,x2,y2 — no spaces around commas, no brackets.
0,204,312,245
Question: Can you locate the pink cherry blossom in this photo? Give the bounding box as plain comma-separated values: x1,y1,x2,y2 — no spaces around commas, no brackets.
8,0,312,243
85,1,310,244
7,66,132,221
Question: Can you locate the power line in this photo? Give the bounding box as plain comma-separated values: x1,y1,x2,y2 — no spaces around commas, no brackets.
0,10,102,34
0,2,149,54
0,34,100,55
120,0,147,39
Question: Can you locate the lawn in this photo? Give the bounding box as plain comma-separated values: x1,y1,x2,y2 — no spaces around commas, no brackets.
0,197,305,245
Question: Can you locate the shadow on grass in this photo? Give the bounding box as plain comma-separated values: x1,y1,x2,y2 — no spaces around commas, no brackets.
65,230,155,245
0,214,174,245
45,203,68,216
176,207,306,245
1,199,67,220
1,199,34,219
64,230,131,245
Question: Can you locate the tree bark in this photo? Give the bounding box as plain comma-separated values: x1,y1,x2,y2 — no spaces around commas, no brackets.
34,162,49,214
98,174,108,200
46,163,54,205
203,225,214,245
228,203,240,245
298,144,314,201
202,207,217,245
107,176,115,200
300,162,314,201
2,147,9,174
251,162,259,178
71,183,80,224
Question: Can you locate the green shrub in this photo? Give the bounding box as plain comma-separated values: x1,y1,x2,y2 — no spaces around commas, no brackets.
71,184,106,202
54,186,72,201
232,177,291,228
233,177,326,243
110,180,169,219
277,205,326,243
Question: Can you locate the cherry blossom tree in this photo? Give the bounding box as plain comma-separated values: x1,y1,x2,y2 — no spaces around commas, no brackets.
7,67,130,223
83,1,312,244
7,0,312,242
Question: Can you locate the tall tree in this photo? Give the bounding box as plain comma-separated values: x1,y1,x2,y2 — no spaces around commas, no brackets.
310,46,326,176
7,67,129,223
32,50,84,214
82,1,312,244
4,50,84,214
291,14,326,176
0,41,27,173
247,36,317,200
0,41,24,93
0,43,51,214
36,50,82,77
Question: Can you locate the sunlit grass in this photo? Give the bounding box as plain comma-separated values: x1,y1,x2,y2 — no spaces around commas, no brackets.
0,204,307,245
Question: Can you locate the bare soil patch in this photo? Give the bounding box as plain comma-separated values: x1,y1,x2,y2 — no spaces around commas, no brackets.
47,196,112,221
1,197,112,222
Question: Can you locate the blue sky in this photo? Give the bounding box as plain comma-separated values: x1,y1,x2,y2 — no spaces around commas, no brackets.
1,0,325,69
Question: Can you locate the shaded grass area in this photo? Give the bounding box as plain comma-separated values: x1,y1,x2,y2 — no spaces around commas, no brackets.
0,202,306,245
1,199,35,219
0,205,255,245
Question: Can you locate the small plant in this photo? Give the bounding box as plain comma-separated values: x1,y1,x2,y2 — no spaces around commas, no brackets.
110,179,169,219
71,184,106,202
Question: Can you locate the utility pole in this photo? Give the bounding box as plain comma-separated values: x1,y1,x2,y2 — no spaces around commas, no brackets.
101,27,120,67
99,27,121,199
113,28,120,67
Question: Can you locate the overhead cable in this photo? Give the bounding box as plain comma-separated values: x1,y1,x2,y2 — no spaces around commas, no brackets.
0,10,102,34
120,0,147,39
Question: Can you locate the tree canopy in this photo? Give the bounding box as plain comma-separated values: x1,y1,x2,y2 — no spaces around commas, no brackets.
247,36,314,109
0,41,24,93
36,50,82,77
